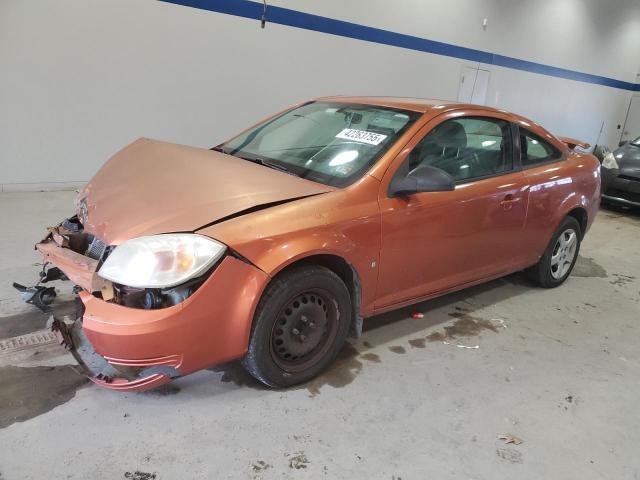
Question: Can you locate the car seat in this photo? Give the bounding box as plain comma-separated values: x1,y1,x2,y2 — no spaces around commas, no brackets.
409,121,472,180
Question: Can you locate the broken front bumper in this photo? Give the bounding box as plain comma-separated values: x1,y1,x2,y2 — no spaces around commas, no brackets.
52,315,181,391
36,238,269,392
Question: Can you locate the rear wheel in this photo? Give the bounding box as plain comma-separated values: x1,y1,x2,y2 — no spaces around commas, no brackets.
242,265,352,387
527,216,581,288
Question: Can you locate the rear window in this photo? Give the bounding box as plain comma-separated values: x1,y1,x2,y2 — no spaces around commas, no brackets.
520,130,562,167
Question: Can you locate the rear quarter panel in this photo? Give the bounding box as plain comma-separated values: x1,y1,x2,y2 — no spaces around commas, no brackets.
521,151,600,266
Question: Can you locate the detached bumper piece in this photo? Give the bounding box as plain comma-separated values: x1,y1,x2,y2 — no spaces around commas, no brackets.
601,169,640,207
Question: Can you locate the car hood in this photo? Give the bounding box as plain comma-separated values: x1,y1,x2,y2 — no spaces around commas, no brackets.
77,138,334,245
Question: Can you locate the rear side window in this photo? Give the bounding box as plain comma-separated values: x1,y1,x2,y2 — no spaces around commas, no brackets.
520,130,562,167
408,117,513,182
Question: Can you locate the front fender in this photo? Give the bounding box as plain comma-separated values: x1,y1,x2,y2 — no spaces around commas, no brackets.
199,177,382,315
235,230,376,315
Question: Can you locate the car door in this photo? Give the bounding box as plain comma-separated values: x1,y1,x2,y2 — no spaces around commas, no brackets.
375,111,530,309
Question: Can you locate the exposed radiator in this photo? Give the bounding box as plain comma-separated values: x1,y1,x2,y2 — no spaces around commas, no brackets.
85,236,107,260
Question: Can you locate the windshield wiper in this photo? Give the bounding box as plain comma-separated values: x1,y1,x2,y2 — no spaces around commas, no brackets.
262,159,292,173
236,155,294,175
213,147,295,175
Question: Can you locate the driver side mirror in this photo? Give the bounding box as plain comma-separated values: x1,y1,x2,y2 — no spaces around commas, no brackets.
389,165,455,197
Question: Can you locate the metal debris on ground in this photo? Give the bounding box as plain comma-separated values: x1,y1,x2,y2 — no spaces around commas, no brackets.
442,341,479,349
498,433,523,445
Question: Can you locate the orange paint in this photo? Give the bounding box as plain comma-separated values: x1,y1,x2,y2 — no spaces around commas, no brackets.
35,97,600,390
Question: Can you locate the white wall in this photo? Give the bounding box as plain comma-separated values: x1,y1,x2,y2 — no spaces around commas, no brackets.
278,0,640,82
1,0,639,191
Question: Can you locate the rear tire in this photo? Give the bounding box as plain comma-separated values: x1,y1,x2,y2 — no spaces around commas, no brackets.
527,216,581,288
242,265,352,388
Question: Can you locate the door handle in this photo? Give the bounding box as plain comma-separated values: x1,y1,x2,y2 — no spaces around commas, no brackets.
500,194,520,210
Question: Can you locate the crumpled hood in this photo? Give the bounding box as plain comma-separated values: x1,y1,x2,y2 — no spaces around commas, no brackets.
77,138,334,245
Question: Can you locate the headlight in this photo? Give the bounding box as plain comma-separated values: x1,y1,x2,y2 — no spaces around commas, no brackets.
98,234,226,288
602,152,619,170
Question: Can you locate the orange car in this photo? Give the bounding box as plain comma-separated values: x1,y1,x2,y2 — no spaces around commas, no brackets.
24,97,600,391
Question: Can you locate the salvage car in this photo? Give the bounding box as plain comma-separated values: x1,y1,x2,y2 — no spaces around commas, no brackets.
600,136,640,207
19,97,601,391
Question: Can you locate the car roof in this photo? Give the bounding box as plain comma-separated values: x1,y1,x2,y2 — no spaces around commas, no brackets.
315,95,509,115
314,95,571,152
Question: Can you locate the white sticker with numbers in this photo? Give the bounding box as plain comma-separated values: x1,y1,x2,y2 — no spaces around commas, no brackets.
335,128,388,146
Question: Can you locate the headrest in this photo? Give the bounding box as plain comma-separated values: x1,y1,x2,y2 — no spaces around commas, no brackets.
429,121,467,149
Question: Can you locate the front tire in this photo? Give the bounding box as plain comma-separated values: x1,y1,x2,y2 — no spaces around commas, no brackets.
242,265,352,388
527,216,581,288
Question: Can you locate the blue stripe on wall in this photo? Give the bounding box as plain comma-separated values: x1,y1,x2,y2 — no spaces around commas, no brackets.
160,0,640,92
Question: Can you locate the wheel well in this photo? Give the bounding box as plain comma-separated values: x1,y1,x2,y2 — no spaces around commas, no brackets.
566,207,588,238
277,254,363,337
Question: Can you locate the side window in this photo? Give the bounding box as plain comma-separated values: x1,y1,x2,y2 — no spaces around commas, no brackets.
520,130,562,166
407,117,513,182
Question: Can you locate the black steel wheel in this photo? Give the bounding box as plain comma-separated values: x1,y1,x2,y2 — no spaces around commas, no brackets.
242,265,352,387
270,289,339,373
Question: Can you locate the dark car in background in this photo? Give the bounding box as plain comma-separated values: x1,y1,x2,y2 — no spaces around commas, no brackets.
600,136,640,207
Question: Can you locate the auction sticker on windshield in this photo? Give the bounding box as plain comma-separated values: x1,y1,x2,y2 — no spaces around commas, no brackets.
336,128,388,146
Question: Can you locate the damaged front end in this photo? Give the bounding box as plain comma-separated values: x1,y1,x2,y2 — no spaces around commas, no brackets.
17,214,270,392
17,216,187,391
33,217,210,309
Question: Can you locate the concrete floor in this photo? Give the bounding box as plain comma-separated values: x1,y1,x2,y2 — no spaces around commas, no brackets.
1,191,639,480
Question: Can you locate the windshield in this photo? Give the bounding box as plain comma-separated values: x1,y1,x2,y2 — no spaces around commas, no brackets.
632,136,640,146
220,102,420,187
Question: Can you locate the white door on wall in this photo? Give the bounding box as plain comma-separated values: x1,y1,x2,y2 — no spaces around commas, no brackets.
458,66,476,103
471,69,490,104
457,66,490,105
621,96,640,144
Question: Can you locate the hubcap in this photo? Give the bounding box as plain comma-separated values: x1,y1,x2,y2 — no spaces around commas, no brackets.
270,290,338,372
550,228,577,280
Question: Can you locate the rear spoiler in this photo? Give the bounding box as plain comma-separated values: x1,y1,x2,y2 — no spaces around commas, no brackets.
559,137,591,150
